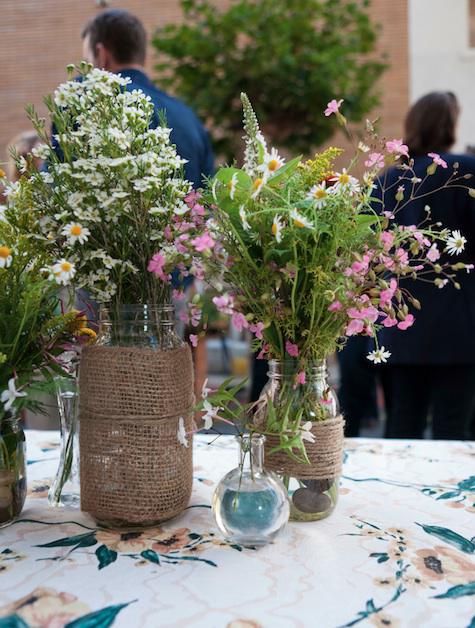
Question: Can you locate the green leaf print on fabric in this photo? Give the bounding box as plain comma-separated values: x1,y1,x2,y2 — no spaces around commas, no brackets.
35,532,97,549
65,601,133,627
417,524,475,554
140,549,160,564
95,545,118,570
432,582,475,600
0,615,29,627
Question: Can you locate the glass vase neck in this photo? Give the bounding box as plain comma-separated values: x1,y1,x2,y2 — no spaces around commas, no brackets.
267,359,327,380
237,434,265,473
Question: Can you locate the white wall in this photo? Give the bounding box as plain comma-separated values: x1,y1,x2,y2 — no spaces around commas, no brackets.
409,0,475,152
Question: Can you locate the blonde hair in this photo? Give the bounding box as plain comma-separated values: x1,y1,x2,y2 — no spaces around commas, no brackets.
6,131,41,181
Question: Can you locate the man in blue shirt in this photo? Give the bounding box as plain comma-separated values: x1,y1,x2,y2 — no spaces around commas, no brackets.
80,8,214,189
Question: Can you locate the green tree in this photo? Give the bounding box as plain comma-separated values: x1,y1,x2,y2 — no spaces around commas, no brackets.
153,0,387,160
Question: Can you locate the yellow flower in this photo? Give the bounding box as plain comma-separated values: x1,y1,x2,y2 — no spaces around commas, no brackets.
290,209,313,229
0,168,6,178
251,177,265,199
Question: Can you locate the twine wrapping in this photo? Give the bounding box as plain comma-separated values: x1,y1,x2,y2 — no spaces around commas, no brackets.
79,344,194,526
264,415,345,480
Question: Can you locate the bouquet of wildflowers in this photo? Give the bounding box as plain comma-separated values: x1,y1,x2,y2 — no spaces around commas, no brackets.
150,94,473,454
5,63,203,314
0,211,92,422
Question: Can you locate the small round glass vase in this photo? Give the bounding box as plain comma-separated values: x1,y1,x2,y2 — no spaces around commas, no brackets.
212,434,289,547
0,412,26,527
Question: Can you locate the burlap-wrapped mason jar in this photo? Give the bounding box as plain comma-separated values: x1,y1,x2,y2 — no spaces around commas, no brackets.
79,304,194,528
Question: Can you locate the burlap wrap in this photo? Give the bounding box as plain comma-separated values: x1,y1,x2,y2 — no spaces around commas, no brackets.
79,344,194,526
264,415,345,480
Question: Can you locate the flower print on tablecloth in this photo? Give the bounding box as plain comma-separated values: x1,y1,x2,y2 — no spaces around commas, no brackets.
0,547,24,573
33,522,245,569
340,518,475,627
0,587,132,627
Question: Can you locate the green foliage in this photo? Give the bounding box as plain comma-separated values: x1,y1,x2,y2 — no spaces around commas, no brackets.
153,0,386,159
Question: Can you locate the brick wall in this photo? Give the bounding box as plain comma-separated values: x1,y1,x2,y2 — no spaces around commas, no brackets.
0,0,408,166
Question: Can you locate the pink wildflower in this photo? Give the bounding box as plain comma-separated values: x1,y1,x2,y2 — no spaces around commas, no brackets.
147,252,170,282
380,231,395,251
285,341,299,357
295,371,306,386
257,343,270,360
191,203,206,217
346,319,364,336
191,232,215,252
398,314,415,330
427,244,440,262
231,312,249,332
364,152,384,170
185,190,201,206
428,152,448,169
189,334,199,348
379,278,397,308
413,231,431,247
383,211,395,220
172,289,186,301
249,322,265,340
385,139,409,158
328,300,343,312
382,316,398,328
212,294,233,314
324,99,343,117
395,247,409,266
164,225,173,241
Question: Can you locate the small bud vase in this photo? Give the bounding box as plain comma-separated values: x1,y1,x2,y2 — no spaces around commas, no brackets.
212,434,289,546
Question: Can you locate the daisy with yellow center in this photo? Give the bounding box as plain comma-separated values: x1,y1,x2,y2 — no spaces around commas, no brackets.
259,148,285,178
251,177,266,199
50,259,76,286
239,205,251,231
0,245,13,269
290,209,313,229
271,215,284,243
61,222,90,245
307,182,328,208
330,169,360,195
226,173,238,200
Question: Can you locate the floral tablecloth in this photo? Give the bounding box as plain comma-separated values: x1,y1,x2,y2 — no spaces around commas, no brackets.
0,431,474,628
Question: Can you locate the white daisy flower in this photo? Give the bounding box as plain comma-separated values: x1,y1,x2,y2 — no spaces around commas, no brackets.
202,399,217,430
258,148,285,177
227,173,238,200
308,181,328,208
251,176,266,199
1,377,27,412
50,259,76,285
300,421,316,443
330,169,360,195
61,223,90,245
367,346,391,364
271,214,284,243
290,209,313,229
177,416,189,447
0,245,13,268
239,205,251,231
445,230,467,255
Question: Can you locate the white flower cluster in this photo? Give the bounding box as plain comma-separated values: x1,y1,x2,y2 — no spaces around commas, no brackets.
13,68,192,302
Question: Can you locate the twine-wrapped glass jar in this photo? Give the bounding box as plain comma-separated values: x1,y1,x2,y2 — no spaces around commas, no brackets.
79,304,194,528
257,360,344,522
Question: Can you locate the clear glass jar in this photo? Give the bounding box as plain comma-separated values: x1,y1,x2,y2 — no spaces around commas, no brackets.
97,303,182,350
79,303,194,528
212,434,289,546
48,374,80,508
0,413,26,527
257,359,342,522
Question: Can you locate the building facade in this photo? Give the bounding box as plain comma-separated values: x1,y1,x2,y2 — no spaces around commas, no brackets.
1,0,408,164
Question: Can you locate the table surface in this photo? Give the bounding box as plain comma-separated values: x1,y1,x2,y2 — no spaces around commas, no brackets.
0,431,474,628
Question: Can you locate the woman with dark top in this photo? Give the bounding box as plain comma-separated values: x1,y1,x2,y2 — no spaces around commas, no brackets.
375,91,475,440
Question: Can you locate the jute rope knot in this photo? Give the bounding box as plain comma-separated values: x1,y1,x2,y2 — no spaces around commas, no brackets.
79,344,194,527
264,415,345,480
